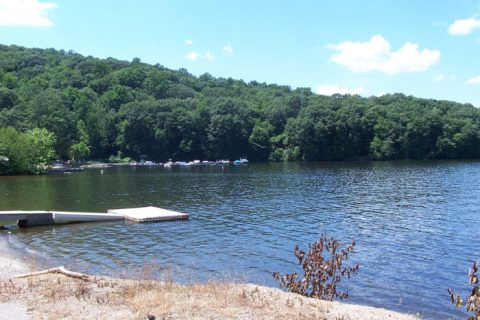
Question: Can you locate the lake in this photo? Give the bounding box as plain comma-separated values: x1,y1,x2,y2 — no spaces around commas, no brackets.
1,161,479,319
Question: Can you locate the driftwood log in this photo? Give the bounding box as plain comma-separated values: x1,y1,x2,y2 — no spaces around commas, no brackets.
15,266,91,281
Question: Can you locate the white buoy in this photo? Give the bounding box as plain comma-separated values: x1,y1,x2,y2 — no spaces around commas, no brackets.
100,170,104,174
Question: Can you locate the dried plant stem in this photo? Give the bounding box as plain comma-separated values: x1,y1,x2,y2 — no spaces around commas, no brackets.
448,261,480,320
273,233,359,301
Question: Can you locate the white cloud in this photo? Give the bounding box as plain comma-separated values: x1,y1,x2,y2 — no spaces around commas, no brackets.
375,90,387,97
204,51,215,61
467,75,480,84
0,0,57,27
184,39,193,45
433,74,457,82
316,84,365,96
327,35,440,75
448,18,480,35
185,52,198,61
223,43,234,56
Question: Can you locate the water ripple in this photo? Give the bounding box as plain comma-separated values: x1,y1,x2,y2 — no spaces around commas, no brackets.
3,161,480,319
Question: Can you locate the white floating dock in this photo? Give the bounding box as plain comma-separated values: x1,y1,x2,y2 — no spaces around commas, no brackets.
0,211,54,227
52,211,124,222
0,206,188,227
108,206,189,223
0,210,50,221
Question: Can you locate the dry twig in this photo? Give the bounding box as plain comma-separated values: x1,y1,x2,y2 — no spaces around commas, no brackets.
15,266,91,281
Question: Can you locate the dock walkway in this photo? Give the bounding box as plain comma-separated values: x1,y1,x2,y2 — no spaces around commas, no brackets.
0,206,188,228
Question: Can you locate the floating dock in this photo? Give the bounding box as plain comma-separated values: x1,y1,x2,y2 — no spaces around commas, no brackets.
53,211,124,222
108,206,189,223
0,210,54,228
0,207,188,228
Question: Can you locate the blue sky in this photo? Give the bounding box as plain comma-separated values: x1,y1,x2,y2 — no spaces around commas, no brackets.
0,0,479,105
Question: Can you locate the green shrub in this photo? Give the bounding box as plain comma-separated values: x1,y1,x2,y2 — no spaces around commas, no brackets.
0,127,56,174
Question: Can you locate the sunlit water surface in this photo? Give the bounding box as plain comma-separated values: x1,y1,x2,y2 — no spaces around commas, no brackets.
1,161,479,319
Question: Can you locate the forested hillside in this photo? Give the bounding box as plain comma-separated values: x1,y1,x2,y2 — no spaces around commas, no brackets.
1,44,480,164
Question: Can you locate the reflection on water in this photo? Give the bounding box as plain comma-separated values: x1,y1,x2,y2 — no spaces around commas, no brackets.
2,161,479,319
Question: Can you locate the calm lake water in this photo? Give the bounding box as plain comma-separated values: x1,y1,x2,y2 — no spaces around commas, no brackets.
1,161,479,319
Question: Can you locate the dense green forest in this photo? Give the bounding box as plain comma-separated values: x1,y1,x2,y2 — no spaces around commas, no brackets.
1,44,480,173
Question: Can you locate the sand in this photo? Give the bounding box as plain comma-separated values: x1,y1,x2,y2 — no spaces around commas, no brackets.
0,234,31,320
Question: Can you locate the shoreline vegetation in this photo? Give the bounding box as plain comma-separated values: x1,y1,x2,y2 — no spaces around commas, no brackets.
0,237,416,320
2,44,480,176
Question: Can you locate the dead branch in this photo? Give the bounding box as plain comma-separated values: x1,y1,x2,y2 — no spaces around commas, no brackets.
14,266,91,281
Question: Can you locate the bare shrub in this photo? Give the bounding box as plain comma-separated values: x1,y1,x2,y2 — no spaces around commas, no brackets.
273,233,359,301
448,261,480,320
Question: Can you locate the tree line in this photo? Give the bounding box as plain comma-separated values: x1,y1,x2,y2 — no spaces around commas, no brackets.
1,44,480,174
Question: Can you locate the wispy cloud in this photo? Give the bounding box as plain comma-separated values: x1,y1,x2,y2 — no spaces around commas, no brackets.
185,52,198,61
467,75,480,84
432,74,456,82
316,84,365,96
327,35,440,74
0,0,57,27
184,39,193,45
222,43,234,56
448,18,480,35
204,51,215,61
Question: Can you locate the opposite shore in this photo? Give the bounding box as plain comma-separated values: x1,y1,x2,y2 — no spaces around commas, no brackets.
0,234,417,320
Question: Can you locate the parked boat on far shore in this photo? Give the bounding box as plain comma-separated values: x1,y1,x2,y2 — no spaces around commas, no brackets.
234,157,249,165
79,157,250,170
47,161,84,174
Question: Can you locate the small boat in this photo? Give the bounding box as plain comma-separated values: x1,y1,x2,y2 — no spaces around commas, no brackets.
164,159,175,168
47,164,83,174
216,159,232,165
234,157,249,165
47,160,84,173
144,161,159,166
186,160,202,166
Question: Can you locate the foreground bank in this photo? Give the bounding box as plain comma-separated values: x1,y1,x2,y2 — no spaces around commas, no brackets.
0,238,415,320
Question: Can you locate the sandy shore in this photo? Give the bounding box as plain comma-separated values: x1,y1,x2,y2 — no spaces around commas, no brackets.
0,234,31,320
0,234,417,320
0,233,30,277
